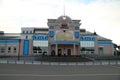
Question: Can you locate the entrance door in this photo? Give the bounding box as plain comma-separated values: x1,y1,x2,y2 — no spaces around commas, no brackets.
67,49,71,56
98,47,104,56
58,49,62,56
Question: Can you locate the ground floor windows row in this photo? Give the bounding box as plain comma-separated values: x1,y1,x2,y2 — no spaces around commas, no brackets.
51,48,73,56
33,46,48,54
0,47,5,53
80,47,95,54
0,46,17,53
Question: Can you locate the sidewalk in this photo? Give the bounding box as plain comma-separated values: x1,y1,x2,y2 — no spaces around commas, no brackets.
0,59,120,66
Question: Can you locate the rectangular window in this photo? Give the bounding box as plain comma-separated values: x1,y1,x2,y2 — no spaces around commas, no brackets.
26,36,28,39
8,47,11,53
80,37,84,41
75,32,79,38
26,31,28,34
49,31,54,37
0,47,5,53
30,31,32,34
80,41,94,47
23,40,29,55
13,47,17,53
75,27,79,30
22,31,25,34
92,37,95,41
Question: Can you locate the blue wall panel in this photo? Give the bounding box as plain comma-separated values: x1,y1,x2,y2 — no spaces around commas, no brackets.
23,40,29,56
98,41,112,45
0,40,19,44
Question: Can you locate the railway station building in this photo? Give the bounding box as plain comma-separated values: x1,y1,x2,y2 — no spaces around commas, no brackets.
0,16,114,56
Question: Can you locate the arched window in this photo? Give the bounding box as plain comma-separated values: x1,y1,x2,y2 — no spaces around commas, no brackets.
49,31,54,37
75,32,79,38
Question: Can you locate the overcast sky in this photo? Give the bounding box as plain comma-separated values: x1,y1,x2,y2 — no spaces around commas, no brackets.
0,0,120,44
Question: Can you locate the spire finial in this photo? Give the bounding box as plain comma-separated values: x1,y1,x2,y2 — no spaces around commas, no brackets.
94,29,97,35
94,29,95,32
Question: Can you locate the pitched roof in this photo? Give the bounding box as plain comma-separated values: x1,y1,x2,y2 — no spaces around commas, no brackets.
0,33,20,40
97,35,111,41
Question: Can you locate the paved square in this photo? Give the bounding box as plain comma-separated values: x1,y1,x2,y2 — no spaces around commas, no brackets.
0,64,120,80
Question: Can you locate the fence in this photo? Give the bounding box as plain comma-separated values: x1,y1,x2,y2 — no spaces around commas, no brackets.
0,60,120,66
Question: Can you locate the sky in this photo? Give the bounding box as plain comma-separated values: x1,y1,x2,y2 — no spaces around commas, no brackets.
0,0,120,44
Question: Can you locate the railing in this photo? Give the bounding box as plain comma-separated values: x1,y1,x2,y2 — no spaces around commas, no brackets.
0,60,120,66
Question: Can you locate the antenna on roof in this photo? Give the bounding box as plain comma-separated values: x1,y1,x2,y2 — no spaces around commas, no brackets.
94,29,95,32
63,0,65,17
63,4,65,16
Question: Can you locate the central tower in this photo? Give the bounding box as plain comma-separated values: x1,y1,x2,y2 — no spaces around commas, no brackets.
48,16,81,56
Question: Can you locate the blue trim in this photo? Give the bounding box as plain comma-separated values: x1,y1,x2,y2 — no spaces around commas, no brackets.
98,41,112,45
45,36,48,40
0,40,20,44
32,36,36,40
50,41,80,45
80,36,95,41
23,40,29,56
32,36,48,40
38,36,44,40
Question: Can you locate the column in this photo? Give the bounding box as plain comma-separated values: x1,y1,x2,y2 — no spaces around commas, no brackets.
49,44,51,55
78,45,80,55
29,39,32,56
73,44,75,55
56,44,58,55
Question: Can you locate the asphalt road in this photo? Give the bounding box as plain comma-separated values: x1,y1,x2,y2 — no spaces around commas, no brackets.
0,64,120,80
